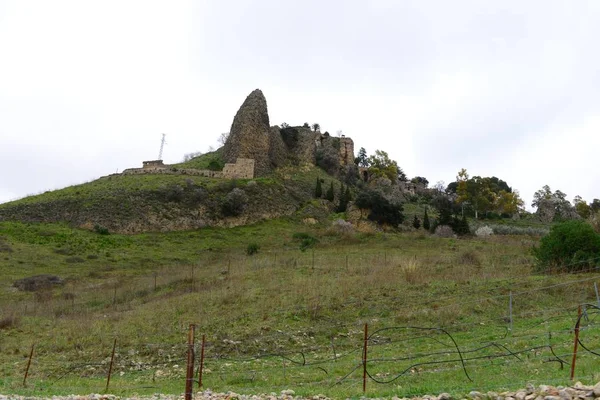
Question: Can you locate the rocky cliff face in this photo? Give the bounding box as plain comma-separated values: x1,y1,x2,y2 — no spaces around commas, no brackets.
223,89,355,177
223,89,272,177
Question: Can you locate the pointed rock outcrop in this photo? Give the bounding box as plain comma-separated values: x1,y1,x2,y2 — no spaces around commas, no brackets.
223,89,271,176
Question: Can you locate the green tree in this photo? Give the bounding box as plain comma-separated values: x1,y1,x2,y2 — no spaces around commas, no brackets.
413,215,421,229
367,150,400,182
336,183,348,212
534,220,600,272
591,199,600,213
423,209,430,231
411,176,429,187
355,190,404,227
312,123,320,132
573,195,591,219
315,178,322,198
325,181,335,201
452,214,470,236
354,147,369,167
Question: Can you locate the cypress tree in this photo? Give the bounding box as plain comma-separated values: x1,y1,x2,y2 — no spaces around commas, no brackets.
423,209,430,230
315,178,322,198
326,181,335,201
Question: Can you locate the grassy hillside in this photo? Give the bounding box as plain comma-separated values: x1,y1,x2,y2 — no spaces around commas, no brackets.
1,217,599,398
0,164,342,234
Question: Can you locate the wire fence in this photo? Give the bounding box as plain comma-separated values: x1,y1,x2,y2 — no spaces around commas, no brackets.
4,253,600,396
6,301,600,397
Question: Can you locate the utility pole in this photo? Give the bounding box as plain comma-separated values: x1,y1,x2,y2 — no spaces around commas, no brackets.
158,133,166,160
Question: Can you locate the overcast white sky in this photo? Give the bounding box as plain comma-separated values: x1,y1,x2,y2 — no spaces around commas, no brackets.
1,0,599,209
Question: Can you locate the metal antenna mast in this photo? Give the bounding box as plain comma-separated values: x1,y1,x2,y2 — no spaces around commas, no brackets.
158,133,166,160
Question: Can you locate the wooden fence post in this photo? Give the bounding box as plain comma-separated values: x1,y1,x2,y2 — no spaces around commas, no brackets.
185,324,196,400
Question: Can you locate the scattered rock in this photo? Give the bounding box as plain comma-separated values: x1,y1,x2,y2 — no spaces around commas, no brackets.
13,274,64,292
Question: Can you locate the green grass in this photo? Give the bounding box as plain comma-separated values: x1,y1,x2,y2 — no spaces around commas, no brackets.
1,217,599,398
171,148,224,170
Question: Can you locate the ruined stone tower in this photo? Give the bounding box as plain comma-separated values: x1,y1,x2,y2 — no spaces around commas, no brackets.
222,89,271,177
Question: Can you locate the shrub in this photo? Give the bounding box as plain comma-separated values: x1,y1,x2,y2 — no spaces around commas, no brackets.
434,225,456,238
355,190,404,227
246,243,259,256
475,226,494,237
412,215,421,229
330,219,354,235
491,225,549,236
222,188,248,217
315,178,323,198
452,215,470,236
423,209,430,231
293,232,319,252
325,182,335,201
534,220,600,272
164,184,184,202
458,250,481,266
0,315,19,330
93,224,110,235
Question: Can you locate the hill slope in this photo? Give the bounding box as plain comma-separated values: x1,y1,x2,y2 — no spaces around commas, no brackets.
0,164,338,234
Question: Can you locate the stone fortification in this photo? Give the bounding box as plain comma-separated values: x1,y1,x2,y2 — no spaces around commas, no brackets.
142,160,166,170
222,158,254,179
338,137,354,166
125,89,355,180
223,89,271,176
123,158,254,179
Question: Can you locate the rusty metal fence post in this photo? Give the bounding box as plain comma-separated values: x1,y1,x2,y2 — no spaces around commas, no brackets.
105,338,117,392
363,323,368,393
570,305,582,380
185,324,196,400
23,343,35,387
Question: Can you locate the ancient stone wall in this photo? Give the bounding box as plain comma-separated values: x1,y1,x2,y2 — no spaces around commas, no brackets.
142,160,166,170
122,158,253,180
338,137,355,166
122,167,224,178
222,158,255,179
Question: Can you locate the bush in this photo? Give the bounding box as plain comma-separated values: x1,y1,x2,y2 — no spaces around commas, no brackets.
423,209,430,231
293,232,319,252
246,243,259,256
491,225,549,236
330,219,354,235
222,188,248,217
475,226,494,237
534,220,600,272
452,215,470,236
412,215,421,229
434,225,456,238
355,190,404,227
93,224,110,235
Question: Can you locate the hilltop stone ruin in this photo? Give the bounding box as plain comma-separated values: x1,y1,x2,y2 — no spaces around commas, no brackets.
124,88,355,180
222,88,355,177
